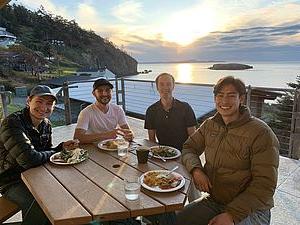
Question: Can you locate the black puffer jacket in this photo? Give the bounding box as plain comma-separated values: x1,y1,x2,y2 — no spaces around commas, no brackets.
0,107,63,192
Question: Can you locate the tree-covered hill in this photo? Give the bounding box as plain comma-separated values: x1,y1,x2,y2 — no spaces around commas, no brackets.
0,4,137,76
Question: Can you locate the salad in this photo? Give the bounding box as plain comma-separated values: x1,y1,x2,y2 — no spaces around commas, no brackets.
151,146,177,158
60,148,88,164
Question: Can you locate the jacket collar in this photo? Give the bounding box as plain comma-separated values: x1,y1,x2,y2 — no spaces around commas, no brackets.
22,107,47,130
212,105,252,128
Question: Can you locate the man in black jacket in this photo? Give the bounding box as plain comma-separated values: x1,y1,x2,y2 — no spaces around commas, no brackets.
0,85,78,225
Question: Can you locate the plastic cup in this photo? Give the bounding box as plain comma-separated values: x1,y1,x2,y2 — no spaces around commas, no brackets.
118,147,128,157
136,146,150,163
124,177,140,201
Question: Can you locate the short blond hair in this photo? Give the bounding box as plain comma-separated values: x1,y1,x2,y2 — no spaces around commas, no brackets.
155,73,175,86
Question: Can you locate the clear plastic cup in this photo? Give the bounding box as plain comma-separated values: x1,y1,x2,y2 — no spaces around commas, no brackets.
124,177,140,201
118,147,128,157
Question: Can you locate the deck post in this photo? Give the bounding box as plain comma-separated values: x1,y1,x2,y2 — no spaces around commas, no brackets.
62,82,72,125
246,85,252,107
289,89,300,159
0,91,11,119
115,78,126,112
120,78,126,111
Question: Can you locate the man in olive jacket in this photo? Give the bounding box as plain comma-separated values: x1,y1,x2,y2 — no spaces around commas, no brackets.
176,76,279,225
0,85,78,225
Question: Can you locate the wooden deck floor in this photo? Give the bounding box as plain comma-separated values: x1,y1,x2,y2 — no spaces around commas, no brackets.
3,116,300,224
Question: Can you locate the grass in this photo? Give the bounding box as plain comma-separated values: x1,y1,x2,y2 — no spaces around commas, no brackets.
41,66,78,78
2,103,66,128
51,120,66,127
8,104,23,114
0,103,23,121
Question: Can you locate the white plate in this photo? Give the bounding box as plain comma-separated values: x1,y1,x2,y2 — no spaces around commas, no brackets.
50,151,88,165
97,138,129,151
150,146,181,160
140,170,185,192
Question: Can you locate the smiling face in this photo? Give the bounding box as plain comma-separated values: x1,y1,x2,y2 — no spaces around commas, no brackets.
93,85,112,105
215,84,245,125
156,74,175,99
28,95,56,123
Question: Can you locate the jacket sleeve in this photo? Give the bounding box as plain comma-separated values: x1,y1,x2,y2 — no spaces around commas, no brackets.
44,122,63,152
225,128,279,223
181,120,207,173
0,117,58,170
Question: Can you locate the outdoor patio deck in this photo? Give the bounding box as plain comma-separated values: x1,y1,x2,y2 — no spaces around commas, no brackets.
3,116,300,225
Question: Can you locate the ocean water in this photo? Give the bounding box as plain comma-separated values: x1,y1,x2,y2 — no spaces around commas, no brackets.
131,61,300,89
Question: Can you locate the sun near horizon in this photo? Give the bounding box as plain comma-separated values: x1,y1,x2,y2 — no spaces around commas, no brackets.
161,5,219,46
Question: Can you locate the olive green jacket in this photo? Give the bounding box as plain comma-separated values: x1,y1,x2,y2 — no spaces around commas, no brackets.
182,106,279,223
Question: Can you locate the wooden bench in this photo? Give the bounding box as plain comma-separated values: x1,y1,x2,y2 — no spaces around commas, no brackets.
0,196,19,224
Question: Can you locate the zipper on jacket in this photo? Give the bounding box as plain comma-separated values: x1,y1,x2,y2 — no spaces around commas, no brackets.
211,127,228,185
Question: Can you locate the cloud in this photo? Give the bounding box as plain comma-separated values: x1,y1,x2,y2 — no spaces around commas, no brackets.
12,0,69,19
15,1,107,37
127,22,300,62
226,2,300,30
11,0,300,62
76,2,102,31
112,0,142,23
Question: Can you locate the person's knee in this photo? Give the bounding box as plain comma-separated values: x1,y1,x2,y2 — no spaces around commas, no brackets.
175,210,186,225
175,207,199,225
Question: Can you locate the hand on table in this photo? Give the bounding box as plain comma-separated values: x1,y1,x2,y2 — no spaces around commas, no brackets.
63,139,80,151
192,167,212,192
117,128,134,141
208,212,234,225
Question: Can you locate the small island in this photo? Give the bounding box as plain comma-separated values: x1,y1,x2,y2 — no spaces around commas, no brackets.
208,63,253,70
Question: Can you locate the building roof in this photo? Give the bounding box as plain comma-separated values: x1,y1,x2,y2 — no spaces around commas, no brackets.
0,27,16,39
251,88,283,100
43,75,97,87
45,68,116,87
76,67,106,72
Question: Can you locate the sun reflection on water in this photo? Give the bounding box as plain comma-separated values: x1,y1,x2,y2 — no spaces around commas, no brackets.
176,63,193,83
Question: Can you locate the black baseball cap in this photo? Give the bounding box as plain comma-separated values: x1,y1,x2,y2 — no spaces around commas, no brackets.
93,78,113,91
30,85,57,101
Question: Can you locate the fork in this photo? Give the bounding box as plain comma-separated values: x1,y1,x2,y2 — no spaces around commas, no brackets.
157,166,179,178
156,154,166,162
165,166,179,177
153,145,166,162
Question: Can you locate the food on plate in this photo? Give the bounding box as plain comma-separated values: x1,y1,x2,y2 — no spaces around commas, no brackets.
104,140,118,149
143,171,182,190
103,139,128,149
59,148,88,163
151,146,177,158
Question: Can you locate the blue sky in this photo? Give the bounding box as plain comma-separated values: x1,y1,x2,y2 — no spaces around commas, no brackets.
10,0,300,62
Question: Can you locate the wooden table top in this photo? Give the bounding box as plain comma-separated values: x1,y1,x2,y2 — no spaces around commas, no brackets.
21,139,191,225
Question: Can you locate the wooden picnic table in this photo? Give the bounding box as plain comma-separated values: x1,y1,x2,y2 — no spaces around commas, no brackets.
21,139,191,225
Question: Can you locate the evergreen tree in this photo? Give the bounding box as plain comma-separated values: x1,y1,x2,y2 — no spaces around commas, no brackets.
267,75,300,155
0,3,137,75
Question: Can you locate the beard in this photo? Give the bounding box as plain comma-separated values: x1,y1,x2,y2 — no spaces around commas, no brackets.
96,96,111,105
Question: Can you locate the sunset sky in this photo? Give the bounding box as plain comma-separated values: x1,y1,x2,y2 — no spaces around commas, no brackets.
10,0,300,62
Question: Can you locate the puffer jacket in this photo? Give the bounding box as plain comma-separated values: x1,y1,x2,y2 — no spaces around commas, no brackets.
0,107,62,192
182,106,279,223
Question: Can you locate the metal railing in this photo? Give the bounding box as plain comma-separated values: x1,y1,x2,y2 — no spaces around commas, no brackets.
0,91,12,120
54,78,299,158
1,78,299,159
